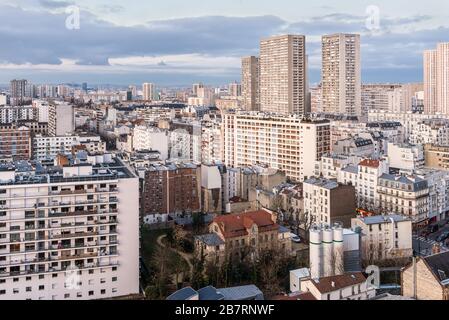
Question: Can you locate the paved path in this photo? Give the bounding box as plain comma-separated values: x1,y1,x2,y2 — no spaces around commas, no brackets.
157,234,194,275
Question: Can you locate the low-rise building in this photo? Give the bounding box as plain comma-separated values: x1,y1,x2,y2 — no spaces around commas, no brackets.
303,178,357,227
351,215,413,264
194,209,292,264
387,142,424,173
402,251,449,300
300,273,376,300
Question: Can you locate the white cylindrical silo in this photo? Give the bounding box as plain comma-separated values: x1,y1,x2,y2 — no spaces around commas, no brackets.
309,227,323,279
322,227,334,277
333,226,345,276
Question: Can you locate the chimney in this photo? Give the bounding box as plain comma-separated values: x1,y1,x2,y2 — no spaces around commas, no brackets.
331,281,336,288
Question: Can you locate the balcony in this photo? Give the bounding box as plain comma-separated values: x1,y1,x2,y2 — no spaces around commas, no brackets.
0,262,120,278
50,231,99,240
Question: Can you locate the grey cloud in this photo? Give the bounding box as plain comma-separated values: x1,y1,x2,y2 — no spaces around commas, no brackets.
0,5,445,84
0,6,284,65
39,0,74,8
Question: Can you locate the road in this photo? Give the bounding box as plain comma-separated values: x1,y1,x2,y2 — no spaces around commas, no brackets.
413,219,449,256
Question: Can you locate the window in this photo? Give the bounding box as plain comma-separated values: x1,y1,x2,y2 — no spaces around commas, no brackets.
112,277,117,282
39,285,44,291
64,294,70,299
101,289,106,295
0,290,5,295
26,287,32,292
89,291,94,296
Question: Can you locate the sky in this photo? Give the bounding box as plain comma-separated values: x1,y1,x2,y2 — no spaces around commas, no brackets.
0,0,449,86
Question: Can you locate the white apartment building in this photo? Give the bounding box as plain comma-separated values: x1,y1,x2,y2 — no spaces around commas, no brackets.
409,119,449,146
132,126,169,160
424,49,438,114
223,111,330,182
315,154,361,180
377,174,429,225
415,168,449,222
0,94,8,106
352,215,413,262
142,83,156,101
355,159,389,212
259,34,307,115
32,100,50,123
201,119,223,164
0,106,35,124
0,157,139,300
303,177,356,227
368,110,449,141
424,43,449,115
361,84,403,115
169,121,202,163
387,143,424,172
33,135,106,161
310,86,322,114
321,33,361,116
241,56,260,111
436,43,449,115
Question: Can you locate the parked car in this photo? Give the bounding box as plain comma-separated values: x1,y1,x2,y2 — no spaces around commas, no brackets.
436,232,449,243
291,235,302,243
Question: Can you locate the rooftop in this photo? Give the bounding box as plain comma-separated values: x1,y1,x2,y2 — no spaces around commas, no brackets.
304,177,339,190
356,214,411,225
311,273,367,294
212,210,278,239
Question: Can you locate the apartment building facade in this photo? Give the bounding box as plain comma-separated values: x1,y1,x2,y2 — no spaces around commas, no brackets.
351,215,413,263
259,35,307,115
241,56,260,111
140,163,201,217
321,34,361,116
0,157,139,300
0,126,31,161
377,174,430,226
223,111,330,182
303,177,357,228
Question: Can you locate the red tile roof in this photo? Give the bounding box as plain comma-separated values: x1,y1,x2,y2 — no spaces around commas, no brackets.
311,273,367,294
213,210,279,239
359,159,380,168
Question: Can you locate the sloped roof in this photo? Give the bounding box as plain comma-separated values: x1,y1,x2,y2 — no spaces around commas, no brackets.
311,273,367,294
423,251,449,284
213,210,278,239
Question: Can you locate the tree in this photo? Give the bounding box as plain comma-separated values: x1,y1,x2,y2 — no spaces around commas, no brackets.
192,212,206,235
191,248,206,290
150,246,172,299
257,249,282,298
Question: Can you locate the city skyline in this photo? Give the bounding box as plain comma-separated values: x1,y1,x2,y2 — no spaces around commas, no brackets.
1,0,449,85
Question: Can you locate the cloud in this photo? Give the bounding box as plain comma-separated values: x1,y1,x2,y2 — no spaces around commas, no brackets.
0,4,445,84
39,0,74,9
